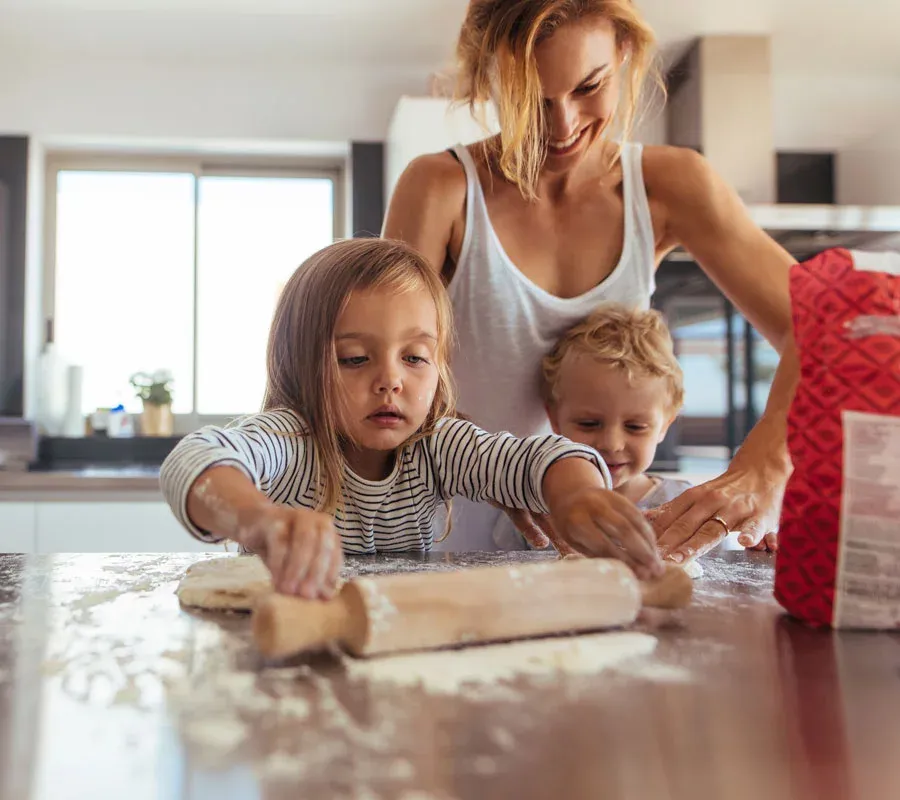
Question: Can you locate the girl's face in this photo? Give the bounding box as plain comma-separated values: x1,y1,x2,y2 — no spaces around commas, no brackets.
534,16,624,172
333,284,441,477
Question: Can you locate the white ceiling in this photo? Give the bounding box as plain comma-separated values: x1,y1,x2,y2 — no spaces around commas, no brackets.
1,0,899,72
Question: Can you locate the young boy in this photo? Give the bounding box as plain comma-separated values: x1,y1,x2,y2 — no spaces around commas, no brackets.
491,304,690,552
541,304,690,511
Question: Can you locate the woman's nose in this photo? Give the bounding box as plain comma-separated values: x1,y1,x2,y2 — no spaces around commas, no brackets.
547,100,578,141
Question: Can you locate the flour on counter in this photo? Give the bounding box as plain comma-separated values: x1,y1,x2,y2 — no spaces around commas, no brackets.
185,716,248,753
342,631,658,696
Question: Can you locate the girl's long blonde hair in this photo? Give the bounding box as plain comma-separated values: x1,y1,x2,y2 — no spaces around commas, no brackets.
454,0,663,199
263,238,457,515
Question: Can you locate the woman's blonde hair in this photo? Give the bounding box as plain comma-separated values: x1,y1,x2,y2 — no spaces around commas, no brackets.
454,0,662,199
542,304,684,412
263,238,457,515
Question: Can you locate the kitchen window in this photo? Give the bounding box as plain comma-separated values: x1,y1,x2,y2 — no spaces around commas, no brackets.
45,156,342,427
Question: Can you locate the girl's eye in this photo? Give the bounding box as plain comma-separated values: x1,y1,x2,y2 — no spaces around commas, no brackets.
338,356,367,367
405,355,430,366
576,420,600,430
626,424,649,433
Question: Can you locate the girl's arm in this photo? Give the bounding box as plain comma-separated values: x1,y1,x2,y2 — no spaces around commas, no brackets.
159,408,306,541
160,409,341,598
184,465,342,599
429,418,663,578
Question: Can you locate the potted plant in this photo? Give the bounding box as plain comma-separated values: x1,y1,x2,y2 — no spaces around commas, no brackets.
130,369,174,436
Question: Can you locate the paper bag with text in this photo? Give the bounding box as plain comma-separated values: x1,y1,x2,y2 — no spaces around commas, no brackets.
775,248,900,629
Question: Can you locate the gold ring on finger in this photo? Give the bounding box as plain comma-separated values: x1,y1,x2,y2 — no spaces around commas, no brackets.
707,516,730,535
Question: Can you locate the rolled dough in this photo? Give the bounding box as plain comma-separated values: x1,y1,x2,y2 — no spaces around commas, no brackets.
176,555,273,610
560,552,704,579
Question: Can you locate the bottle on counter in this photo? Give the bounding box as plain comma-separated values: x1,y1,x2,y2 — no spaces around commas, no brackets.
36,323,68,436
89,408,111,436
107,405,135,438
61,364,85,438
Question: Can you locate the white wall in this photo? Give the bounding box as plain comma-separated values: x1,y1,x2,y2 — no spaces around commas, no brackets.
0,52,431,143
772,70,900,204
5,48,899,203
837,149,900,206
384,97,498,204
772,72,900,154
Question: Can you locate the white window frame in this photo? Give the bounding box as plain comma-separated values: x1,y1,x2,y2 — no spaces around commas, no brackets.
43,151,345,433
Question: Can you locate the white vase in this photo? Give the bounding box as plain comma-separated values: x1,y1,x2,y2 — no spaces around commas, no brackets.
61,365,85,437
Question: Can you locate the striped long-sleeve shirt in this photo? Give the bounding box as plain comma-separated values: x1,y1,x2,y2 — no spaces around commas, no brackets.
159,409,609,554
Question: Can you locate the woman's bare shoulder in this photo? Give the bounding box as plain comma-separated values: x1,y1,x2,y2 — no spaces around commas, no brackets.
395,150,468,199
384,149,470,270
640,145,721,207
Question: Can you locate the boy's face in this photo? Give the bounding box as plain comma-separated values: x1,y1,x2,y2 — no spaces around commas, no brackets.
546,353,675,492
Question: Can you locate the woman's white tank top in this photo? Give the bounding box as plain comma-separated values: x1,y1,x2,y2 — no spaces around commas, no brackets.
438,142,658,551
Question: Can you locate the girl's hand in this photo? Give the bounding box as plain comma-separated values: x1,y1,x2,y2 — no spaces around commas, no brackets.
239,506,344,600
542,457,664,580
552,487,664,580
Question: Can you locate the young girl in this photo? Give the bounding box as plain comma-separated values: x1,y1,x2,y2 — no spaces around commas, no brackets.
160,238,662,600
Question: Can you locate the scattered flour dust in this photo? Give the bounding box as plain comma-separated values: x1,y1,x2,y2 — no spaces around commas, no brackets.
343,631,658,695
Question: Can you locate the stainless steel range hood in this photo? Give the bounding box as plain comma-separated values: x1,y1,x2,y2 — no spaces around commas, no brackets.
665,35,900,259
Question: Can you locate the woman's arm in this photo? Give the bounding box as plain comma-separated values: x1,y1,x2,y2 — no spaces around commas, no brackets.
644,147,797,560
382,151,467,275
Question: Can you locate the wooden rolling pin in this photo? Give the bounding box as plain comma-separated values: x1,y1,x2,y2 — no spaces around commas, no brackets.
252,558,692,659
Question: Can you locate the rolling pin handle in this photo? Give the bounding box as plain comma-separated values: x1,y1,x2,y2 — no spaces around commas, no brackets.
640,564,694,609
252,591,356,659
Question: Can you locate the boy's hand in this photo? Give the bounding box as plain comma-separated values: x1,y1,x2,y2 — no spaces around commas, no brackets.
543,457,664,580
238,506,343,600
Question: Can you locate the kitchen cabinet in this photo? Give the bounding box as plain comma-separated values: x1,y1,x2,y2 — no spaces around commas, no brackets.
34,502,221,554
0,501,37,553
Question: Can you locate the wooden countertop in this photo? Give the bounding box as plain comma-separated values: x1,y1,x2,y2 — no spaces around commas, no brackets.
1,550,898,800
0,466,162,497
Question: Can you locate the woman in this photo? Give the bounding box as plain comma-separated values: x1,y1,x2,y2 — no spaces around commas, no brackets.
383,0,793,562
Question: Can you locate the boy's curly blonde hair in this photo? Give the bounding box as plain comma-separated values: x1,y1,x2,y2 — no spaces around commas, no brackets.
542,304,684,412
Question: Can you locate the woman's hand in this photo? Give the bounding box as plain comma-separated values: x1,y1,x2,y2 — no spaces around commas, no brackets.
238,506,344,600
650,451,788,564
543,457,664,580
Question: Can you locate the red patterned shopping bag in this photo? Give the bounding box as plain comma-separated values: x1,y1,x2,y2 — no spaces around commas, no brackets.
775,248,900,629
